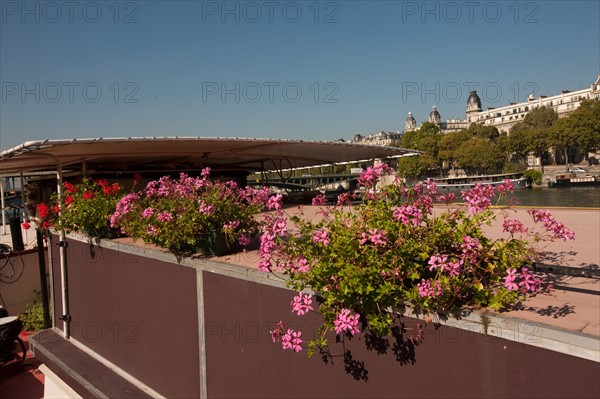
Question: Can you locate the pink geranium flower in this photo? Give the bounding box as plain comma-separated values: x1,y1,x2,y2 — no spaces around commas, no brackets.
281,329,303,352
290,293,314,316
313,229,330,246
333,309,361,335
503,268,519,291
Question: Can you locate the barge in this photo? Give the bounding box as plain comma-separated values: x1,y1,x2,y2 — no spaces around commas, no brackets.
431,172,531,191
549,173,600,187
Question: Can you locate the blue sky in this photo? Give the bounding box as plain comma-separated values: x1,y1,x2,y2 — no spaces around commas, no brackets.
1,0,599,150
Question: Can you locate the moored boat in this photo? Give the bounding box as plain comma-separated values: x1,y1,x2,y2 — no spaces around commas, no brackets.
430,172,531,191
548,173,600,188
248,182,323,204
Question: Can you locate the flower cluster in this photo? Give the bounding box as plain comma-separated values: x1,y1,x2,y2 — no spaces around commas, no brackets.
290,293,314,316
417,279,442,298
259,166,572,357
393,205,423,226
22,202,55,233
503,267,540,292
528,209,575,241
51,179,124,237
110,169,268,253
333,308,361,335
461,183,496,214
357,163,392,188
270,322,303,352
502,219,529,235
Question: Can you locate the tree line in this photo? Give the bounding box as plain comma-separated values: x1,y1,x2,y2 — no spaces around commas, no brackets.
396,100,600,178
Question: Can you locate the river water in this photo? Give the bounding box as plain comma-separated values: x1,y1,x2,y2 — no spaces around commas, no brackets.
498,187,600,208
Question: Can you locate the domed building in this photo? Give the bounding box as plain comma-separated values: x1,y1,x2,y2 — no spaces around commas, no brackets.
405,112,416,131
466,91,482,123
428,105,441,125
404,104,468,134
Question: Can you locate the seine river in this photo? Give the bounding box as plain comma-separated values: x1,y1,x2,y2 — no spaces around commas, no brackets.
499,187,600,208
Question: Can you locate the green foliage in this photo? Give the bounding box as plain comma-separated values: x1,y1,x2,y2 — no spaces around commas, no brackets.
266,169,542,346
112,170,266,253
54,179,124,237
19,294,49,332
506,107,558,165
521,106,558,130
438,130,471,168
455,137,505,175
551,100,600,163
399,123,443,177
502,162,526,174
504,128,530,159
467,123,500,142
403,100,599,175
522,169,542,185
397,154,434,178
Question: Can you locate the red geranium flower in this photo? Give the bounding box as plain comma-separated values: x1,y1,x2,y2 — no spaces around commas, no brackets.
37,203,50,219
65,195,74,205
83,191,96,200
22,221,30,230
64,182,77,193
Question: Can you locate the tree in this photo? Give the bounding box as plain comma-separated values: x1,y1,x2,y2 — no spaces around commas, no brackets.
504,127,530,162
525,128,550,166
556,100,600,164
467,123,500,142
550,117,578,167
456,138,504,175
397,156,429,179
521,106,558,130
508,107,558,171
398,122,442,177
438,130,470,174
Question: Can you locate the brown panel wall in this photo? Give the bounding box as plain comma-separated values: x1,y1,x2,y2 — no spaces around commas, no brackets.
56,238,201,398
203,272,600,399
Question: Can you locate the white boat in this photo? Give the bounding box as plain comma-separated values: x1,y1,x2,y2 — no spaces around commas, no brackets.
430,172,532,191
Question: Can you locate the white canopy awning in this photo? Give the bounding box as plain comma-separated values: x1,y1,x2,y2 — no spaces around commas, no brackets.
0,137,418,175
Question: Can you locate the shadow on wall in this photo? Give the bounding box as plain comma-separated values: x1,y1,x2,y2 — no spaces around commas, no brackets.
317,319,424,382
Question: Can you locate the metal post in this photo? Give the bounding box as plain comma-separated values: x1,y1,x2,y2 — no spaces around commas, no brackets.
37,230,51,329
56,164,70,338
47,234,54,327
1,177,6,235
20,172,27,244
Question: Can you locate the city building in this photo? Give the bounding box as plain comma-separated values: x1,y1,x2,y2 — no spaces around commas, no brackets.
406,75,600,134
351,131,403,146
351,75,600,145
